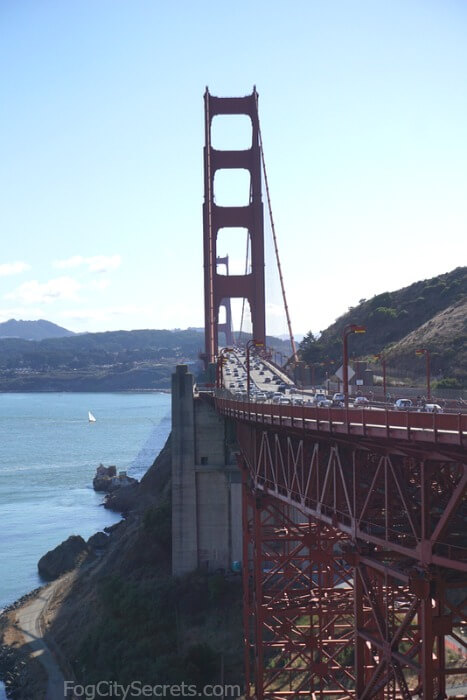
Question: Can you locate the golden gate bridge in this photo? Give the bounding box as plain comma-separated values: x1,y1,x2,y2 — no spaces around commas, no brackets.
199,88,467,699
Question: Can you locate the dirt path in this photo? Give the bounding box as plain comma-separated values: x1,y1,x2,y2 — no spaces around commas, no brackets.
15,581,69,699
1,575,77,700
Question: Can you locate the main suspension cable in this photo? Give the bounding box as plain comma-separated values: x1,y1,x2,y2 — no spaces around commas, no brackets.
255,94,298,362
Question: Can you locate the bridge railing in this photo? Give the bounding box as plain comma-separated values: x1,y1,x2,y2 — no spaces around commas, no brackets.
215,396,467,445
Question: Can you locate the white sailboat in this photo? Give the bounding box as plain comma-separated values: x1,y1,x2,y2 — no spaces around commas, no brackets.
88,411,96,423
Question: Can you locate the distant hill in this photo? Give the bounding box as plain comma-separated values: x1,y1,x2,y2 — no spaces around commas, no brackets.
299,267,467,387
0,318,75,341
0,327,291,392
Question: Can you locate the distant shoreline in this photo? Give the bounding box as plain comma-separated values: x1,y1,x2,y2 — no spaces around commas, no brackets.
0,388,172,394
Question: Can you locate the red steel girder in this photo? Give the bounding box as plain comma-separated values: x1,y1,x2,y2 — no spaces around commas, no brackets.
236,418,467,699
234,420,467,574
241,463,356,699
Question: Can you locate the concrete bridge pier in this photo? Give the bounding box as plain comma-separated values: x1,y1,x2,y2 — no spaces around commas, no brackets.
171,365,242,576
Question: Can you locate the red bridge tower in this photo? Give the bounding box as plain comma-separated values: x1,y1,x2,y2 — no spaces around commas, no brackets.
203,88,266,363
216,255,234,347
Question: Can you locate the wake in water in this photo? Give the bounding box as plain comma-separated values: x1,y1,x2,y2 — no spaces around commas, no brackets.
127,415,171,479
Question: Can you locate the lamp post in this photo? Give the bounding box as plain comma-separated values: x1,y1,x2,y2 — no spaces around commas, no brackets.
373,353,387,399
246,339,264,397
308,364,316,388
216,347,233,389
342,325,366,407
415,348,431,401
275,350,285,367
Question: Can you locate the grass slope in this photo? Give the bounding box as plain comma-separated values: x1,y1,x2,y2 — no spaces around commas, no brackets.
299,267,467,385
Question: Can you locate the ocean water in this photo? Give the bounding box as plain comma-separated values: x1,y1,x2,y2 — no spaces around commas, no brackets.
0,392,171,611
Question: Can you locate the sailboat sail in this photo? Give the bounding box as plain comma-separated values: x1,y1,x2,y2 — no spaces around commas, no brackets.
88,411,96,423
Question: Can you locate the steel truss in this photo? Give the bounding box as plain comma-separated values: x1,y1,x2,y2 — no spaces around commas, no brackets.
237,422,467,699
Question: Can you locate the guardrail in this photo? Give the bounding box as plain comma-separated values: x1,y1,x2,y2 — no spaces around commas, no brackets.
215,397,467,446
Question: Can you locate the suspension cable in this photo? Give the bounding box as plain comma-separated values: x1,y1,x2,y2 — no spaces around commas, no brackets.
255,94,298,362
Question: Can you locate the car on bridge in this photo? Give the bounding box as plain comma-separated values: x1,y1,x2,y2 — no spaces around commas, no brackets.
317,398,332,408
313,393,332,407
394,398,413,410
332,392,345,406
353,396,370,407
419,403,443,413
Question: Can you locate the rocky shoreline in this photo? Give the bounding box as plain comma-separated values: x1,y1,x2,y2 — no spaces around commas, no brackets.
0,439,171,698
1,587,44,618
0,644,34,700
93,463,137,496
0,462,135,698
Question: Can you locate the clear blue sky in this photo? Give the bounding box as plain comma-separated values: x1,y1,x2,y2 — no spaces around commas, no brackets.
1,0,466,337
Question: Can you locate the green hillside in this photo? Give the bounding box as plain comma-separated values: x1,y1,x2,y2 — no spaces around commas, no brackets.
299,267,467,387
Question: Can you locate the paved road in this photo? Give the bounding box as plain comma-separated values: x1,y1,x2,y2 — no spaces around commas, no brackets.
446,686,467,697
16,581,71,699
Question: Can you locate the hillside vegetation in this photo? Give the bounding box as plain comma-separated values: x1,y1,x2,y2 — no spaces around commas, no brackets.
299,267,467,386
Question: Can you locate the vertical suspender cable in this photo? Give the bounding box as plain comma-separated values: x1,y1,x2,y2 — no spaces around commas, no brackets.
255,95,298,363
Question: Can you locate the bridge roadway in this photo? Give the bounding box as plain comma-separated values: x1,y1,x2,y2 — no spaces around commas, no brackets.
217,395,467,448
220,349,467,448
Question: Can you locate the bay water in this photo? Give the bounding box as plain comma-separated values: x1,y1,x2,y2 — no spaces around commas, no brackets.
0,392,171,612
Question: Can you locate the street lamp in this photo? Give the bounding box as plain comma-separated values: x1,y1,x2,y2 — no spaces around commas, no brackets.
216,347,233,389
274,350,285,367
342,325,366,407
415,348,431,401
373,353,387,399
306,364,316,388
246,339,264,397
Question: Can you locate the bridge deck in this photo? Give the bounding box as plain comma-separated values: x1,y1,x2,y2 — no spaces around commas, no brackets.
216,397,467,449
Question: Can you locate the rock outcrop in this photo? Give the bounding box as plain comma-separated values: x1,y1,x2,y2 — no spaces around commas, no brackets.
38,535,88,580
93,464,137,493
87,532,109,550
104,435,172,513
